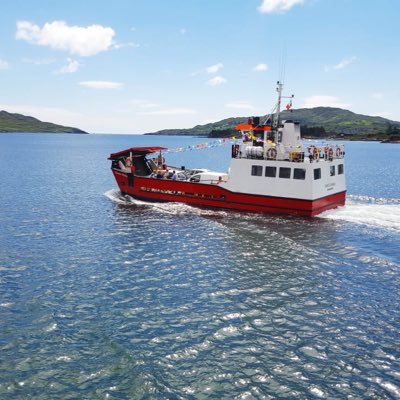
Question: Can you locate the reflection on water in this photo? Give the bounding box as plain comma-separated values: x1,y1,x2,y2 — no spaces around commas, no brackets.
0,135,399,399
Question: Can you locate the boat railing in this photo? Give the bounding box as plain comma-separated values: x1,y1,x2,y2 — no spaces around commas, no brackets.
232,143,345,162
303,143,345,162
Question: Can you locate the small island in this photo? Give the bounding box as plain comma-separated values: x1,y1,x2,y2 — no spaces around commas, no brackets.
0,110,88,134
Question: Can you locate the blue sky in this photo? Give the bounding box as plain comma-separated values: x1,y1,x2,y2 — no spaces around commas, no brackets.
0,0,399,133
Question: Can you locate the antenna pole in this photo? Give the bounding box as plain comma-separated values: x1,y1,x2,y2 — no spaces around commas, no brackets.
275,81,283,130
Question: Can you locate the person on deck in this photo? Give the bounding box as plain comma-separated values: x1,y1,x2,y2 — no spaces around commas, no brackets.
118,159,126,171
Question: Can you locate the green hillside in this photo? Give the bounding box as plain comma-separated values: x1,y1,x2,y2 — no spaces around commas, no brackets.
279,107,400,135
0,110,87,133
145,107,400,137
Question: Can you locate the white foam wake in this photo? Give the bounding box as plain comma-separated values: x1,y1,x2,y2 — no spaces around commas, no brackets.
319,195,400,232
347,194,400,205
104,189,149,206
104,189,228,217
105,189,400,230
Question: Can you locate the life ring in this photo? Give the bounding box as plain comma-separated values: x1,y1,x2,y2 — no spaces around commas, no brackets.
336,147,342,158
267,147,277,160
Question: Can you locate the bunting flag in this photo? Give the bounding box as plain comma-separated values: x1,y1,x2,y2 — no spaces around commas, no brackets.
163,134,283,154
164,137,240,154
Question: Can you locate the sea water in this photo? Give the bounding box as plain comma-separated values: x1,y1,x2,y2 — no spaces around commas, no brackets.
0,133,399,399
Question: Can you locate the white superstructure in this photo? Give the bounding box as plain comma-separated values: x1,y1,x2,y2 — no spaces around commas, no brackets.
221,81,346,201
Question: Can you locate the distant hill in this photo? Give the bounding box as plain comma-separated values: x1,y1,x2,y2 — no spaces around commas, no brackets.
0,110,87,133
145,107,400,137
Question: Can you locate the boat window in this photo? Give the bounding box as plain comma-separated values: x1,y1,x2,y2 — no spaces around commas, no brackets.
279,167,291,179
190,174,200,183
251,165,263,176
314,168,321,180
265,166,277,177
338,164,344,175
293,168,306,180
330,166,336,176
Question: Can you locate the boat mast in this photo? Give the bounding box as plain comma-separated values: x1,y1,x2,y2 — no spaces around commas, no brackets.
273,81,283,144
274,81,294,144
275,81,283,129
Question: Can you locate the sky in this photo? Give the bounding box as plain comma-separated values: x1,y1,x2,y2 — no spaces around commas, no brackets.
0,0,399,133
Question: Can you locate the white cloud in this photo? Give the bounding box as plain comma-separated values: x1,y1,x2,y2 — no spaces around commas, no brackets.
131,99,159,108
370,93,384,100
58,58,80,74
226,101,255,110
206,63,223,74
140,103,159,109
0,103,79,122
180,28,187,34
78,81,123,89
253,63,268,72
371,111,392,118
258,0,304,14
207,76,227,86
22,57,55,65
139,108,197,116
16,20,115,57
324,56,357,71
113,42,139,50
0,59,9,69
302,95,350,109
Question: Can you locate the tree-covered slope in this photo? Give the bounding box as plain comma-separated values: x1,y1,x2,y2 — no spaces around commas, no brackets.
145,107,400,136
0,110,87,133
279,107,399,135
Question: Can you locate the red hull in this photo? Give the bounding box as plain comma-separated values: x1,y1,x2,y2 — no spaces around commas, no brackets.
112,170,346,217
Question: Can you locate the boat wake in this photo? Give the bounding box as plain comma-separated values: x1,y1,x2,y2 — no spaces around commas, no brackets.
106,190,400,231
319,195,400,232
104,189,149,206
104,189,228,217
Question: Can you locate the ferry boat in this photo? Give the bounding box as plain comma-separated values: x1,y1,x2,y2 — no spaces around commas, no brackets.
108,82,346,216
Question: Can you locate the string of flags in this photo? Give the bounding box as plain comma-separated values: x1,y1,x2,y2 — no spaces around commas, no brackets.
164,137,240,153
163,130,291,154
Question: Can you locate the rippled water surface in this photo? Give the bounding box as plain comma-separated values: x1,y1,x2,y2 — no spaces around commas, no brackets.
0,134,399,399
